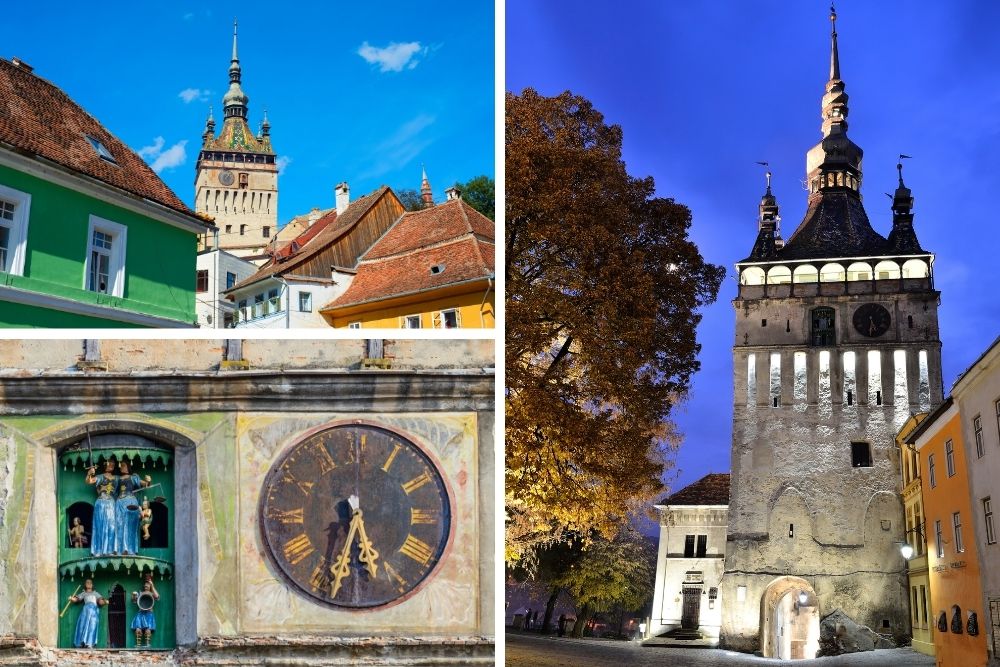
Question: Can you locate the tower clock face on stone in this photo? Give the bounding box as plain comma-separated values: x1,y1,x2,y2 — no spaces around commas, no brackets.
218,169,235,186
852,303,892,337
259,423,452,609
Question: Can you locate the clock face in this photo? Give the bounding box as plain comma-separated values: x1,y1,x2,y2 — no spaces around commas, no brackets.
218,170,235,186
259,422,452,609
853,303,891,337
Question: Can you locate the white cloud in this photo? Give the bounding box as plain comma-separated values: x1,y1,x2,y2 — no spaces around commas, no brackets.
356,114,435,181
137,137,188,174
357,41,427,73
178,88,210,104
276,156,292,176
182,12,194,20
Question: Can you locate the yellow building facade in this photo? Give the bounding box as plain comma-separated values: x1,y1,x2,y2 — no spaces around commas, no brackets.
897,414,934,657
908,399,989,667
323,281,495,329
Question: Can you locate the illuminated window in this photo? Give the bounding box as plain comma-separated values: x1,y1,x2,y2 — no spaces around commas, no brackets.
953,512,964,553
946,440,955,477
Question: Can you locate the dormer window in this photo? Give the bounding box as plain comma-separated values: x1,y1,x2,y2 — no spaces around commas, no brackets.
85,135,117,165
430,264,446,275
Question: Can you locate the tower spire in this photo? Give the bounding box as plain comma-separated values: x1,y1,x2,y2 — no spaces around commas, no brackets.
420,165,434,208
829,4,840,81
222,18,249,119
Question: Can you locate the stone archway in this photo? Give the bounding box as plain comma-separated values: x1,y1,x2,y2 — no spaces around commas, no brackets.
760,576,820,659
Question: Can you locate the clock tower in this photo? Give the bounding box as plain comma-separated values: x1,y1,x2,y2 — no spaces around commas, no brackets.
719,8,943,658
195,20,278,260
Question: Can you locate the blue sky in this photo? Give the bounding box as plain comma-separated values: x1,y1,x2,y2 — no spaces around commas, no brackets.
5,1,494,221
507,2,1000,500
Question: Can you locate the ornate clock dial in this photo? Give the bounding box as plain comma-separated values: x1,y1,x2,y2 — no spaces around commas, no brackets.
218,169,235,186
853,303,891,338
259,423,451,609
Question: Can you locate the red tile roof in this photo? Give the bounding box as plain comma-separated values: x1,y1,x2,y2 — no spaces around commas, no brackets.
0,58,200,219
229,186,391,291
662,473,730,506
322,198,495,310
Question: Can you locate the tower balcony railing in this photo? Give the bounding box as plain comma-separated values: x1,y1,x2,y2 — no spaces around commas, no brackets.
738,276,933,300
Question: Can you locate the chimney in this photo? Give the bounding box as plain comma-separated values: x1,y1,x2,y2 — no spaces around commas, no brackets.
10,57,34,73
335,182,350,215
445,186,462,201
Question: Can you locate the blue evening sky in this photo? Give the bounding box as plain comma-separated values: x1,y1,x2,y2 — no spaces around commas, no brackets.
507,2,1000,500
4,1,494,222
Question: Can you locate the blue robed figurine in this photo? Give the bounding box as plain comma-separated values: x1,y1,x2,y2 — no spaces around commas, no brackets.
115,460,151,556
86,460,118,556
69,579,106,648
131,577,159,646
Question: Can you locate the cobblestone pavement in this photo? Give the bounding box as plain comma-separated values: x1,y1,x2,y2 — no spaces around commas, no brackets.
505,633,936,667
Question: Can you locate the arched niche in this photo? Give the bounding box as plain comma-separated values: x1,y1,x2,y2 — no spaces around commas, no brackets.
846,262,872,281
901,259,928,279
819,263,845,282
767,266,791,284
793,265,818,284
873,260,901,280
741,267,765,286
65,501,93,549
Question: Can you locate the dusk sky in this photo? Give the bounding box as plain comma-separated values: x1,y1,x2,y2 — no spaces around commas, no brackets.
507,2,1000,499
4,1,494,222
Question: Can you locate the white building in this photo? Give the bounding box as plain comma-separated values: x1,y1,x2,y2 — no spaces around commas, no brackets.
648,473,729,645
228,273,349,329
195,248,256,328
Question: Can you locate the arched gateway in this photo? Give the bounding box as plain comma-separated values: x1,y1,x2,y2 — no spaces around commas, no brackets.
760,576,819,659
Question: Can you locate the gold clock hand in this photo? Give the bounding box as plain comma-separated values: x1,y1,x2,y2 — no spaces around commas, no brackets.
329,515,360,598
354,511,379,579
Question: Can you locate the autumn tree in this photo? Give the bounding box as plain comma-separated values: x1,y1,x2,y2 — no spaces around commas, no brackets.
455,175,495,220
552,529,657,638
505,89,725,562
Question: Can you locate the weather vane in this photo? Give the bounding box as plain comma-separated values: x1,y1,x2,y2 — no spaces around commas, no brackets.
755,161,772,189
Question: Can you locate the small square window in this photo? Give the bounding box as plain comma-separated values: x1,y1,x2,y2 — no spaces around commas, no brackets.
196,269,209,293
226,272,237,290
851,441,872,468
403,314,421,329
298,292,312,312
348,321,361,329
85,134,117,165
225,225,232,234
436,308,460,329
263,226,270,238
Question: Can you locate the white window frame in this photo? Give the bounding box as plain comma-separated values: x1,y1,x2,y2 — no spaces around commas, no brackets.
0,184,32,276
434,308,461,329
985,497,996,545
298,291,312,312
953,512,964,553
83,216,127,297
348,321,361,329
402,314,422,329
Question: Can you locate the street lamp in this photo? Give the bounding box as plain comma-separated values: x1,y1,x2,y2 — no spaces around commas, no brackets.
899,542,914,560
798,591,809,606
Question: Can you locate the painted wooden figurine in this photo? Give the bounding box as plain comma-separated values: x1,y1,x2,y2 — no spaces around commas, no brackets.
140,498,153,541
69,579,107,648
131,577,159,646
85,460,118,556
68,516,88,548
115,460,151,555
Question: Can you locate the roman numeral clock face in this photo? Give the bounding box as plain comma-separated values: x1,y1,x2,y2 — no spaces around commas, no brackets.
259,423,452,609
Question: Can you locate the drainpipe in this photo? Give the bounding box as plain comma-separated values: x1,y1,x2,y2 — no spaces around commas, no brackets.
479,274,494,328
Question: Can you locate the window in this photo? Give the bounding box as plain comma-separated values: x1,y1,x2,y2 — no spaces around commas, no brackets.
226,272,237,290
684,534,695,558
919,585,928,626
239,172,248,188
225,225,232,234
975,416,985,458
954,512,964,553
985,498,996,545
84,216,127,297
298,291,312,312
696,535,707,557
240,224,247,236
0,185,31,276
928,454,937,488
84,134,117,164
851,441,872,468
267,288,280,315
348,321,361,329
945,440,955,477
402,314,421,329
263,226,270,238
435,308,461,329
811,307,835,346
996,400,1000,447
196,270,209,293
935,519,943,557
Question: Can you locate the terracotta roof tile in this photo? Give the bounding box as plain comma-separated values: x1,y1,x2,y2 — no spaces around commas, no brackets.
0,58,198,218
364,199,494,260
230,186,390,291
662,473,730,506
324,237,495,309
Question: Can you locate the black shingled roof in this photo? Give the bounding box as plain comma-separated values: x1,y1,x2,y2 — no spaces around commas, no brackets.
662,473,730,506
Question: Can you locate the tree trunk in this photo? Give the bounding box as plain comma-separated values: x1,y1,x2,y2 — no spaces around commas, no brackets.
616,605,624,638
571,603,592,638
542,587,560,633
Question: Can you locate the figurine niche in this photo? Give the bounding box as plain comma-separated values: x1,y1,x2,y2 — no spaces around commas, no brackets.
68,516,88,548
131,577,159,646
68,579,107,648
86,459,118,556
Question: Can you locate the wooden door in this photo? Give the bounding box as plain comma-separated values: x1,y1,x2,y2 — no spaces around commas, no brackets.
681,587,701,629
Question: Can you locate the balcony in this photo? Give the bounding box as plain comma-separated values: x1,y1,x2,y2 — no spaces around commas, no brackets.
233,296,283,324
